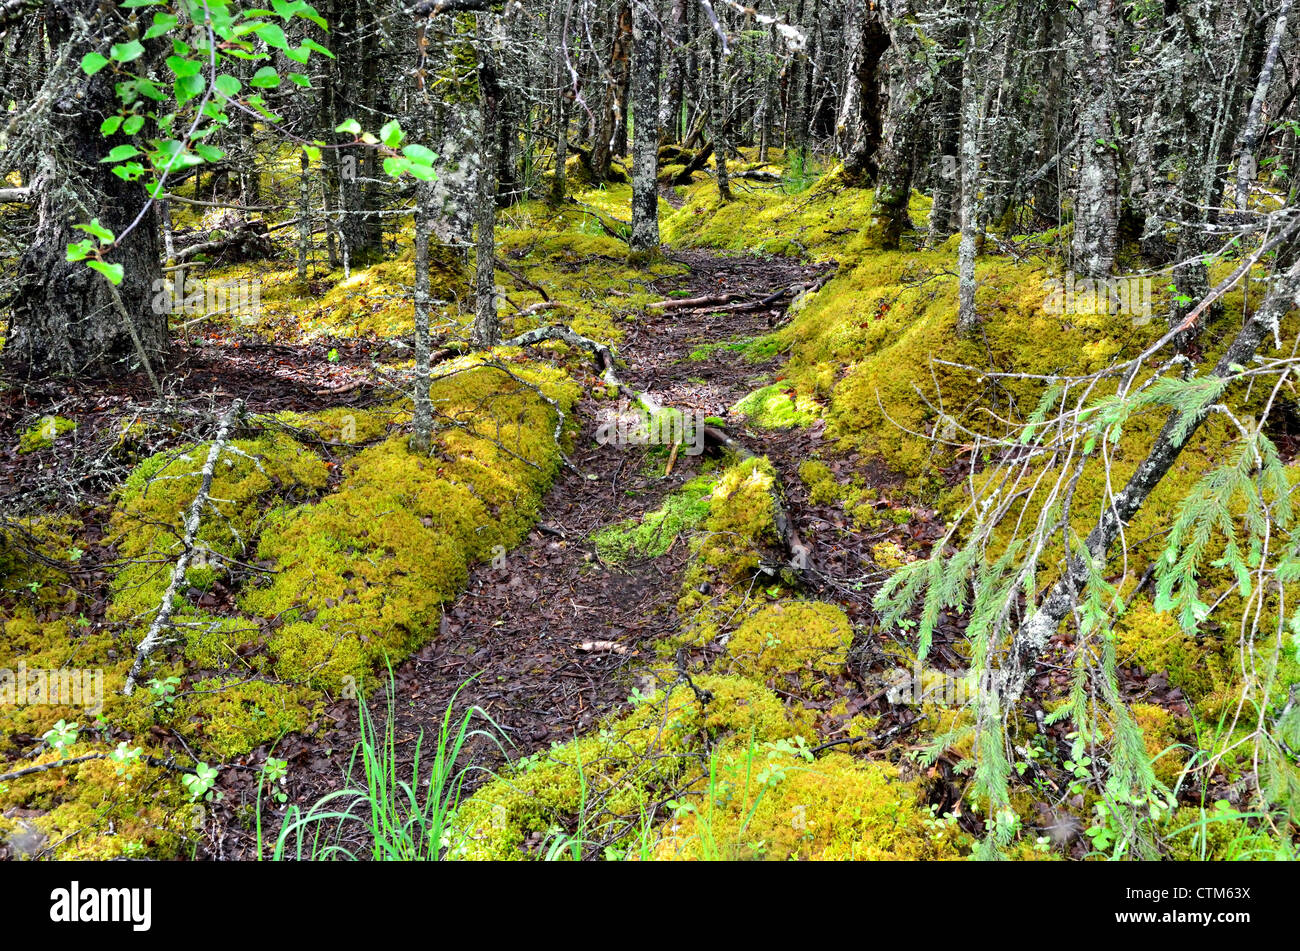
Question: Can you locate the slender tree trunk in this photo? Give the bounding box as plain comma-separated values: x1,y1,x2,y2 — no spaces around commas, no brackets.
629,0,661,260
410,183,434,453
956,13,982,335
549,0,573,206
708,37,732,202
1233,0,1291,210
473,27,502,350
1070,0,1119,278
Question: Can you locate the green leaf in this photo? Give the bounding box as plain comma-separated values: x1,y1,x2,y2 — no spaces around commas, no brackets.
102,144,141,163
254,22,289,50
81,52,110,76
65,240,95,262
110,40,146,64
402,144,437,165
87,261,125,285
122,114,146,136
74,219,116,244
287,72,312,88
379,120,403,148
250,66,281,88
111,162,146,182
301,38,334,59
302,144,321,163
382,156,409,178
166,55,202,78
100,115,124,135
335,118,361,136
214,74,242,97
176,73,206,104
406,162,436,182
195,143,225,163
144,12,179,40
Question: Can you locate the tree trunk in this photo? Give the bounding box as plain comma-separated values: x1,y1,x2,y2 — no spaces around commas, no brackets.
1070,0,1119,278
5,2,167,380
708,38,732,202
629,0,661,260
1233,0,1291,210
473,28,502,350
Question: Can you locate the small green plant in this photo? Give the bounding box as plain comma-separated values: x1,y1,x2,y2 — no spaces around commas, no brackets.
183,762,221,802
43,720,80,754
110,742,143,779
147,676,182,715
269,672,502,860
262,756,289,805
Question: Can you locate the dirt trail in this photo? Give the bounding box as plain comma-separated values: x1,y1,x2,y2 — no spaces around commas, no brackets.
205,249,835,858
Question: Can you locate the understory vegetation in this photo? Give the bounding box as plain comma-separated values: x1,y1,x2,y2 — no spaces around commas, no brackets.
1,0,1298,867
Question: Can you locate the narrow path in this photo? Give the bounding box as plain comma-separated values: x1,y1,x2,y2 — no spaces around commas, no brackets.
206,249,835,858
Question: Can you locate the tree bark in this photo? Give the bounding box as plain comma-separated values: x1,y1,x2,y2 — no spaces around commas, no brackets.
629,0,661,259
1070,0,1119,278
5,1,167,380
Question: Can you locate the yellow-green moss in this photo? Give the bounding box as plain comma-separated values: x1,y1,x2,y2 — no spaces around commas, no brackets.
651,752,962,860
263,406,395,445
176,678,316,760
241,363,578,692
448,672,807,860
676,456,781,646
725,601,852,691
107,432,330,624
0,745,191,860
1130,702,1189,789
593,476,714,562
18,416,76,453
731,383,820,429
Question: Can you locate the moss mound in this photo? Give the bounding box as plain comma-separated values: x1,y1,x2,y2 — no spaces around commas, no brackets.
592,476,713,562
725,601,852,690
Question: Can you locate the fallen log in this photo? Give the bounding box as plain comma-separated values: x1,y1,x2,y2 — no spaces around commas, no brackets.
123,400,245,695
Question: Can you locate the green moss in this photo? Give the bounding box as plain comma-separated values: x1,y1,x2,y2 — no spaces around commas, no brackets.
798,459,910,530
1130,703,1188,790
241,363,579,692
593,476,713,562
1113,599,1224,701
0,745,191,859
263,407,394,445
448,672,805,860
651,751,962,861
176,678,315,760
18,416,76,453
662,164,876,262
725,601,852,691
107,432,330,625
676,457,781,646
732,383,820,429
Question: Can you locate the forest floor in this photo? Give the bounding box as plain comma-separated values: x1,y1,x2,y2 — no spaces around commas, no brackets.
191,247,931,859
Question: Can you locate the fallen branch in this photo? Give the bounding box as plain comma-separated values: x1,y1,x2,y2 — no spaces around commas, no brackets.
0,752,197,783
123,400,245,695
648,292,745,311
